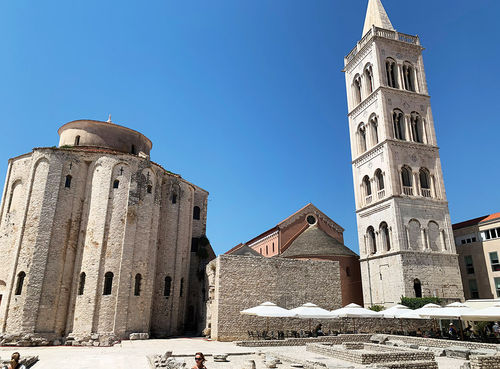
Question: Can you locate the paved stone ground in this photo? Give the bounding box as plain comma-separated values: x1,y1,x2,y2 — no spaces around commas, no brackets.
0,338,469,369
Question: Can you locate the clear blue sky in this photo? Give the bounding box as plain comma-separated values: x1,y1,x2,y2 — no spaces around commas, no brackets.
0,0,498,256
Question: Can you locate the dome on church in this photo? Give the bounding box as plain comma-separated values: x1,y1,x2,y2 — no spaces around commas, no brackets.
57,119,152,156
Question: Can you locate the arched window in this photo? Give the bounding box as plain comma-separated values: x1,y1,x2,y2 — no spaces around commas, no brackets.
401,166,413,195
131,145,136,155
410,112,424,143
7,181,22,213
370,115,378,145
408,219,422,250
353,75,362,105
164,276,172,297
134,273,142,296
403,62,416,92
78,272,86,295
419,168,431,197
193,206,201,220
272,242,275,252
171,194,177,204
266,245,268,254
103,272,113,295
380,222,390,251
414,278,422,298
392,110,405,140
385,58,398,88
147,185,152,194
363,176,372,204
375,169,384,191
15,271,25,295
364,65,374,94
358,124,367,153
113,180,119,189
180,278,184,297
428,221,441,251
65,175,72,188
74,135,80,146
367,226,377,254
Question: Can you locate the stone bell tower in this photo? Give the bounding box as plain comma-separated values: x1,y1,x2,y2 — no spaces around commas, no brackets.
343,0,464,306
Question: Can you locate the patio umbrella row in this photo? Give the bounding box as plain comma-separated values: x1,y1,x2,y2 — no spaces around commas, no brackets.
241,301,500,321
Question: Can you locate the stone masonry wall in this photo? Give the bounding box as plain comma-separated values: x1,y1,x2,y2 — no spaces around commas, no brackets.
208,255,342,341
0,145,209,344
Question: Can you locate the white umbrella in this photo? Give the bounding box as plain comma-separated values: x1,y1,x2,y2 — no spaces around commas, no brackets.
382,304,410,318
461,303,500,321
289,302,335,319
410,303,443,318
330,303,382,318
330,303,381,333
288,302,334,332
424,302,471,319
240,301,294,317
241,301,294,334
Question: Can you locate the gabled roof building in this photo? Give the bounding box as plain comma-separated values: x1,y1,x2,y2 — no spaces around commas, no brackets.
226,203,363,306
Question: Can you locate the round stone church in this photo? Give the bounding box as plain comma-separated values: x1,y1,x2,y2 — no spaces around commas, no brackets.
0,119,213,345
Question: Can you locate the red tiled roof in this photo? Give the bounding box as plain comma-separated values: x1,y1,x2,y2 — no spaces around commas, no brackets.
225,243,244,255
452,214,493,230
480,213,500,224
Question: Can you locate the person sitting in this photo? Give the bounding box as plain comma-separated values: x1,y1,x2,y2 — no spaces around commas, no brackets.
448,323,458,339
314,323,324,337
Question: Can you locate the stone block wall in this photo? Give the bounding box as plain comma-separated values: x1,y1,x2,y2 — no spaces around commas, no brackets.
0,145,210,344
470,355,500,369
207,255,342,341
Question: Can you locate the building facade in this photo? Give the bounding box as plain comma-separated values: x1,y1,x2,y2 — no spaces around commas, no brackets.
226,203,363,306
0,119,213,345
453,213,500,300
344,0,464,306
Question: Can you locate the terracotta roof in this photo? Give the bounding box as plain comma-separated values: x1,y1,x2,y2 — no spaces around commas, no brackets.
453,214,492,230
480,213,500,224
280,225,357,258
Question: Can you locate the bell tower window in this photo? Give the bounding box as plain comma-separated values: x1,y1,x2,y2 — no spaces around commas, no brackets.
393,110,405,140
385,58,398,88
403,62,416,92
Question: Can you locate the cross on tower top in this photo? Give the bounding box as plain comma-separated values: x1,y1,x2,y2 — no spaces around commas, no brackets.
119,167,124,175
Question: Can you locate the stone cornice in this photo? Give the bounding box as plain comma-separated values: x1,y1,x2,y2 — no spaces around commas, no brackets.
356,194,449,214
360,250,459,262
348,87,430,118
247,230,278,248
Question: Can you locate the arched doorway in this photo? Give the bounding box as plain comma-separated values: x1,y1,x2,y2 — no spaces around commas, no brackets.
414,279,422,298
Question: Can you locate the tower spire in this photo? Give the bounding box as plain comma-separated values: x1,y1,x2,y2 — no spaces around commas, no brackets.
362,0,394,37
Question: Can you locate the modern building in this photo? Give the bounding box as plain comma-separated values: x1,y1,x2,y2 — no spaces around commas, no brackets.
453,213,500,300
226,203,363,306
0,118,214,345
343,0,464,306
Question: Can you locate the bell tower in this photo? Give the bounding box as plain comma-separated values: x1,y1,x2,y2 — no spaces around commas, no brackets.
343,0,464,306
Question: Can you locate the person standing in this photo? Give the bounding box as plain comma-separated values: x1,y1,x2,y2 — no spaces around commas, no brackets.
192,352,207,369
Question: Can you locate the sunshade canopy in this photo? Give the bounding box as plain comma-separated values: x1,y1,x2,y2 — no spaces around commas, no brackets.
240,301,294,317
382,304,411,318
288,302,335,319
331,303,381,318
461,303,500,321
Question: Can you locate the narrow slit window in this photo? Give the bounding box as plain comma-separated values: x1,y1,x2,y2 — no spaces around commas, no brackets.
15,271,26,295
74,135,80,146
78,272,86,295
134,274,142,296
193,206,201,220
65,175,72,188
113,180,119,189
103,272,113,295
164,276,171,297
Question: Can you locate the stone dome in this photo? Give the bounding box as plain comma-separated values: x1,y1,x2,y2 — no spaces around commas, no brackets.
58,119,152,156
